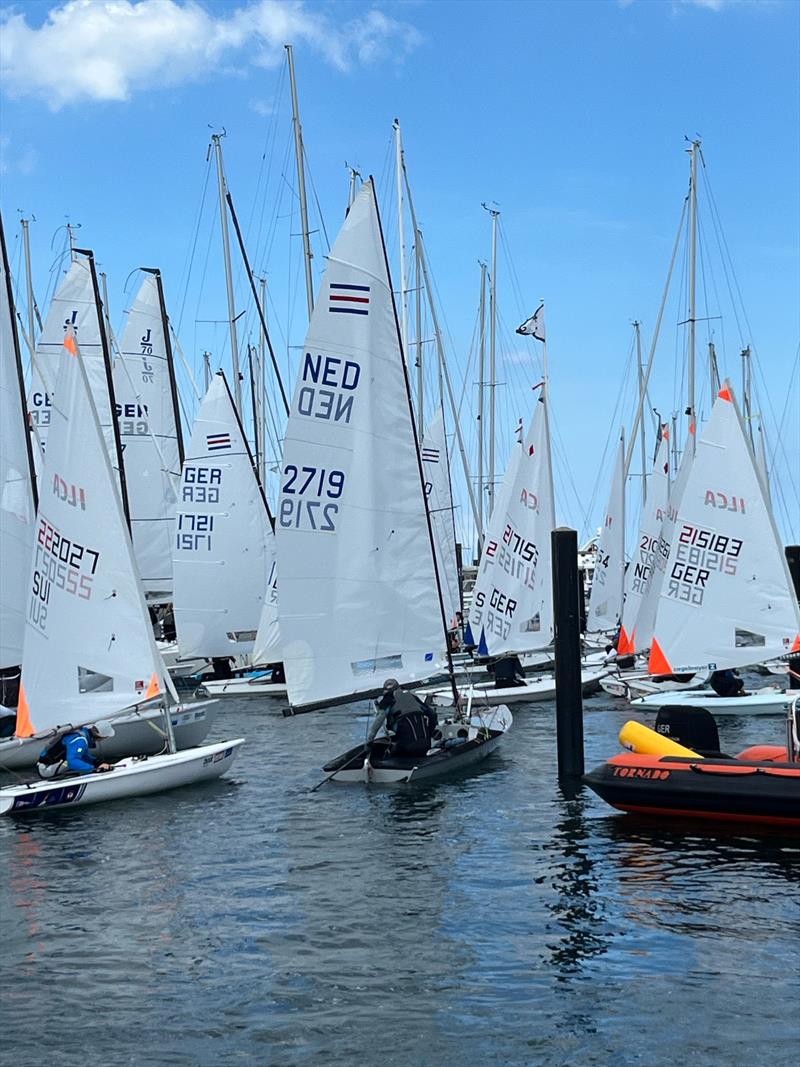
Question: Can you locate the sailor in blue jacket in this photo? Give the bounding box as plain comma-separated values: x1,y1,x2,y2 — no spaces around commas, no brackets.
37,720,117,779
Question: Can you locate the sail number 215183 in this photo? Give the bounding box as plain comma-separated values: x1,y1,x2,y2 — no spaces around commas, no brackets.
279,465,346,532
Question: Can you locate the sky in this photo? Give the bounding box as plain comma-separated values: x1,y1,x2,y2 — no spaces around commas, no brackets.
1,0,798,552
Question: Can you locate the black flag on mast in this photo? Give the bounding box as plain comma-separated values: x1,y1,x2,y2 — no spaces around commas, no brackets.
516,303,546,342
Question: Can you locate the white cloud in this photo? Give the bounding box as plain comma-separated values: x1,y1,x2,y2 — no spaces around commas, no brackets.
0,0,421,110
0,135,38,175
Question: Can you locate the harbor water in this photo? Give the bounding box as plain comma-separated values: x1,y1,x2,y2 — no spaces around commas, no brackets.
1,684,798,1066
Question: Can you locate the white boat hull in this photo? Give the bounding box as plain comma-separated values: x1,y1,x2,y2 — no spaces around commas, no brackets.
631,688,793,717
0,702,217,772
0,738,245,815
600,671,709,700
421,666,610,707
325,707,512,784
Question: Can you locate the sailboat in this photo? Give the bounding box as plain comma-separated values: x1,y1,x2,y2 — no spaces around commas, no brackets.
424,386,608,707
585,431,625,637
0,327,243,815
630,383,799,717
276,180,510,782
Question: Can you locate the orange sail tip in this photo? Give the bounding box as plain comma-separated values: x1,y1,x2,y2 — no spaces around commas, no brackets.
15,682,35,737
63,332,78,356
617,626,634,655
791,634,800,654
718,385,733,402
145,673,161,700
648,637,673,676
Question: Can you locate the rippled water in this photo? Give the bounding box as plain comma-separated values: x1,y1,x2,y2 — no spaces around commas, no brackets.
2,683,798,1067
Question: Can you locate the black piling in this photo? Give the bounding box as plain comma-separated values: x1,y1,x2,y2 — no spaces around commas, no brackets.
786,545,800,690
551,527,584,781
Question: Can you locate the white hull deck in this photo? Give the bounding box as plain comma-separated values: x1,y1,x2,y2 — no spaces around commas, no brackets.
0,738,245,815
199,675,287,698
600,670,709,700
421,666,610,708
0,702,217,772
631,687,794,717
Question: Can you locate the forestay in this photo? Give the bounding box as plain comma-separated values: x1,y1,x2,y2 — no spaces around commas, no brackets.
618,428,670,654
173,372,272,659
27,259,121,488
421,410,461,627
114,274,183,602
648,385,800,674
586,432,625,634
17,331,169,737
0,219,37,668
275,180,445,709
468,392,555,656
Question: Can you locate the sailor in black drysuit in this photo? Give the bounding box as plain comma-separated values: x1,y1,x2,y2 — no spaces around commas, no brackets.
709,669,746,698
367,678,438,756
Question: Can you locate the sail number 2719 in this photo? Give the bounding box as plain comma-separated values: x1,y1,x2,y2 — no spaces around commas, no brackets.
279,465,345,532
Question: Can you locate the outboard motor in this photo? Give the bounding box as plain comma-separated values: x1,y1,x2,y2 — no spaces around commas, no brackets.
654,706,725,757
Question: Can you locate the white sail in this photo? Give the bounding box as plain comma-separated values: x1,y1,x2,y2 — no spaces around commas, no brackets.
173,372,272,658
27,258,123,492
0,221,37,668
618,428,671,654
275,180,445,709
467,392,555,656
421,410,461,626
252,541,281,666
114,274,182,602
648,384,800,674
17,330,169,738
586,432,625,634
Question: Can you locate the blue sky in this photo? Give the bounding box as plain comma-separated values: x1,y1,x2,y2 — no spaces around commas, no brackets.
1,0,798,548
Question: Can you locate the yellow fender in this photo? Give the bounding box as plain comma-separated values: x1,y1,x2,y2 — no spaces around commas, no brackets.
619,720,701,758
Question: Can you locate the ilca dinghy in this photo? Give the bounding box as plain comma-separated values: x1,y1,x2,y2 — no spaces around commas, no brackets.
0,326,243,816
276,180,512,782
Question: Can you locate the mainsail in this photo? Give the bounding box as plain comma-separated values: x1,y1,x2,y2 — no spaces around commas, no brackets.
648,384,800,674
618,428,671,654
17,329,169,737
586,432,625,634
421,409,461,626
275,180,445,709
173,372,273,658
467,391,555,656
27,256,126,503
0,216,37,669
114,273,183,602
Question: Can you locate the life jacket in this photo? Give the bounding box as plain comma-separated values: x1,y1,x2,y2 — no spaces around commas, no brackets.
38,729,87,767
391,708,436,756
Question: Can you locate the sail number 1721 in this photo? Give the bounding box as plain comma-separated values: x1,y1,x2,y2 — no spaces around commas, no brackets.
279,465,345,532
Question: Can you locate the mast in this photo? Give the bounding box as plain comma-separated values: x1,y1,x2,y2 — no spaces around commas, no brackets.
687,139,700,454
634,320,647,509
248,345,261,483
99,271,115,356
210,133,243,415
371,182,459,706
257,276,268,487
401,164,482,539
67,222,80,262
286,43,314,319
144,267,185,466
20,217,37,354
415,235,424,435
741,345,755,449
484,203,500,516
1,214,38,511
76,248,132,530
477,261,487,554
347,165,360,209
708,340,720,399
225,190,290,416
393,119,409,359
203,351,212,390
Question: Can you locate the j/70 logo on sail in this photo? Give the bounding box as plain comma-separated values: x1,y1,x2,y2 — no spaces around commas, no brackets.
53,474,86,510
